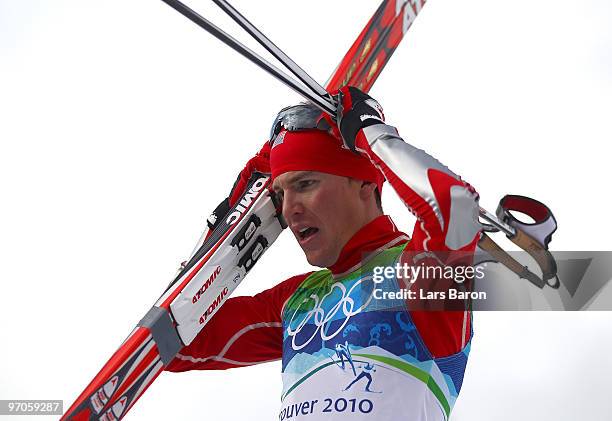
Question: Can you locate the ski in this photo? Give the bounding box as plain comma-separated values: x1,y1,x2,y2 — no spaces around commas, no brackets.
61,173,283,421
326,0,428,92
160,0,336,115
61,1,428,419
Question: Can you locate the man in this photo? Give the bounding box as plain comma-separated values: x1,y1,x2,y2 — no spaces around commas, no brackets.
167,87,481,420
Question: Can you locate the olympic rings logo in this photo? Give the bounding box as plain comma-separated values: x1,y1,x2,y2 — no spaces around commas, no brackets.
286,276,375,350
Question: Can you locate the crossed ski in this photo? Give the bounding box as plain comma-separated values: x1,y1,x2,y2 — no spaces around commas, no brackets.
62,1,559,419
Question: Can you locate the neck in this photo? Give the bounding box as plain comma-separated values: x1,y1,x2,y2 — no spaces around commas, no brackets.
328,215,408,277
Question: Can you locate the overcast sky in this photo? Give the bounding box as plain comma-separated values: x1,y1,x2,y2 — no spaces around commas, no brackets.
1,1,612,420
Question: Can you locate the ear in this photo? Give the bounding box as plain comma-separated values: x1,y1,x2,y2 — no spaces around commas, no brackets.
359,181,377,202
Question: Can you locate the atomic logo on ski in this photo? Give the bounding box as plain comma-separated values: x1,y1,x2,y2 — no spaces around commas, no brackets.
192,266,222,304
199,287,229,324
226,177,269,225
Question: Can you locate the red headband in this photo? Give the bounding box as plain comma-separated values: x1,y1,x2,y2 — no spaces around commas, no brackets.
269,129,384,192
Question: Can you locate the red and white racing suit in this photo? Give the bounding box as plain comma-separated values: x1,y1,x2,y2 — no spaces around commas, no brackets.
167,123,481,420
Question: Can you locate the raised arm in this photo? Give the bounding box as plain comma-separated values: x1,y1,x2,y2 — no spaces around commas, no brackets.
337,86,481,256
336,86,482,357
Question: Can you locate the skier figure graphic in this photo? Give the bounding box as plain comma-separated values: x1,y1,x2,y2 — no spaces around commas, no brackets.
334,341,356,376
344,362,377,392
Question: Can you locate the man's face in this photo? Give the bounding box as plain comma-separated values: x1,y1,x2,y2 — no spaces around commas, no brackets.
272,171,369,268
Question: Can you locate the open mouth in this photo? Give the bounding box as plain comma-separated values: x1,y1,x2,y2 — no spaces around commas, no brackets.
297,227,319,241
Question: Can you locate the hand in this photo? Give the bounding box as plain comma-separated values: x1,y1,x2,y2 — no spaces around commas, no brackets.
336,86,385,152
228,142,271,207
204,142,270,233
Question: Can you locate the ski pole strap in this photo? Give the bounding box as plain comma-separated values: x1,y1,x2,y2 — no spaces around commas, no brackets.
478,233,547,288
490,195,559,288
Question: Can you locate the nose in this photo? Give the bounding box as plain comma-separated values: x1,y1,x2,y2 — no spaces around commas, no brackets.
281,190,303,221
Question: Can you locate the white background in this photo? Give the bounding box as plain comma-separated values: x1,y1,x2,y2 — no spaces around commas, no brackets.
1,0,612,420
